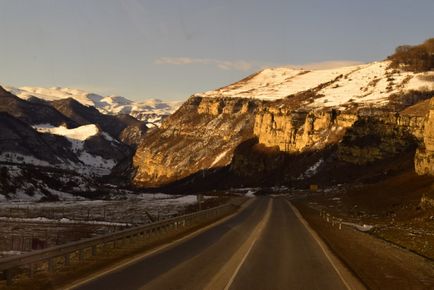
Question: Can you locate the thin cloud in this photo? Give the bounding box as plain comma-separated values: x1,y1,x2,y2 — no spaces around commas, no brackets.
156,57,365,72
291,60,365,70
155,57,255,71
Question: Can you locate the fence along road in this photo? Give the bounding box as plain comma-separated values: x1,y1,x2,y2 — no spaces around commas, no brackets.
0,200,241,286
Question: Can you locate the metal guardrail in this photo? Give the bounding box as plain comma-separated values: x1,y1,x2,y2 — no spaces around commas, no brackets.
0,200,242,286
319,210,344,230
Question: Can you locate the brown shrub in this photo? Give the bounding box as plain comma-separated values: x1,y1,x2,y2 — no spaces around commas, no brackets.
388,38,434,72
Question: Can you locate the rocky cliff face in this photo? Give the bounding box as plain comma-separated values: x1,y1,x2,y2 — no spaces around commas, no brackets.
253,107,357,153
415,98,434,175
133,97,259,187
132,96,431,188
132,60,434,189
337,112,422,165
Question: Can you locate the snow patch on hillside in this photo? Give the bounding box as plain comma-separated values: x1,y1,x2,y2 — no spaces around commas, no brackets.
0,216,130,226
298,159,324,180
211,149,231,166
34,124,99,141
32,124,116,174
196,61,434,109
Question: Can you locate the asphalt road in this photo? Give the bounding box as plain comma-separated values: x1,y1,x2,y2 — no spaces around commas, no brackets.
75,197,348,290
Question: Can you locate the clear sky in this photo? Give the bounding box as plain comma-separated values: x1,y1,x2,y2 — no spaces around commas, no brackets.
0,0,433,101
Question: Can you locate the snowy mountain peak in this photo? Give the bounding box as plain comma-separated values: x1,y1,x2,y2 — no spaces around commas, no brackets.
3,86,183,127
195,60,434,109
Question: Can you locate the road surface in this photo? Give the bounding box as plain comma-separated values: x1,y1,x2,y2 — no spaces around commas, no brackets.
74,197,350,290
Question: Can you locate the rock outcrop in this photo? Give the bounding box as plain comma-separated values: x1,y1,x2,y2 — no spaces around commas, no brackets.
415,98,434,175
253,107,357,152
133,97,259,187
337,113,420,165
132,96,432,188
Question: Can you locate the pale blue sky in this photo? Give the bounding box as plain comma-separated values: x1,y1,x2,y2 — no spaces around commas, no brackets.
0,0,433,101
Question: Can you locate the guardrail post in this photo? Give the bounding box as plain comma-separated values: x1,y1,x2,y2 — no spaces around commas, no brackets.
92,246,97,256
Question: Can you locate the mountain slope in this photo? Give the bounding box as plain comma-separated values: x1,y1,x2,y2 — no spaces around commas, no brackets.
133,59,434,189
5,86,182,127
0,112,78,165
0,86,77,127
49,98,147,146
0,87,138,200
196,60,432,108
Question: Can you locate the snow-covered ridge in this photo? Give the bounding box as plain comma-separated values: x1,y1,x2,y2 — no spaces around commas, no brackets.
4,86,183,126
195,61,434,108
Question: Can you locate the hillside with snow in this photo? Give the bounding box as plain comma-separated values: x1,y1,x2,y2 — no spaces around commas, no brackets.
0,85,138,200
32,124,118,174
196,60,434,109
4,86,182,127
0,122,125,177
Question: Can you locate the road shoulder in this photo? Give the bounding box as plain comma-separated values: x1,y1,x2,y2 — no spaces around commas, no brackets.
292,200,434,289
286,200,366,290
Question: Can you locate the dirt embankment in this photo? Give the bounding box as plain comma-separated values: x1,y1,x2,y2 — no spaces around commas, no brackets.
293,171,434,289
295,202,434,289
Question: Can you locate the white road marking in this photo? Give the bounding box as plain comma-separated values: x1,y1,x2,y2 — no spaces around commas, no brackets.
224,199,272,290
204,198,272,290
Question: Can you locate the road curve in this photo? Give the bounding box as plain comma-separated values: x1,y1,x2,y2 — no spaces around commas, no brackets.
74,197,350,290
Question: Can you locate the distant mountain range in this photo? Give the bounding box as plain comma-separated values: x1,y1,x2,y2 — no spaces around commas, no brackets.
4,86,183,128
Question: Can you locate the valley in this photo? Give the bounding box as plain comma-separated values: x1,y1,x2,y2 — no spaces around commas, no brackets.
0,37,433,289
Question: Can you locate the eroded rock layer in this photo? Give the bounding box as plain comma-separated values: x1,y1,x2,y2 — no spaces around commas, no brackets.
132,60,434,188
415,99,434,175
133,97,259,186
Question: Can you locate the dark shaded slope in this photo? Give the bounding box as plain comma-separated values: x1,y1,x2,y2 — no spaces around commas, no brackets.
0,112,79,164
50,98,147,145
0,86,77,127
